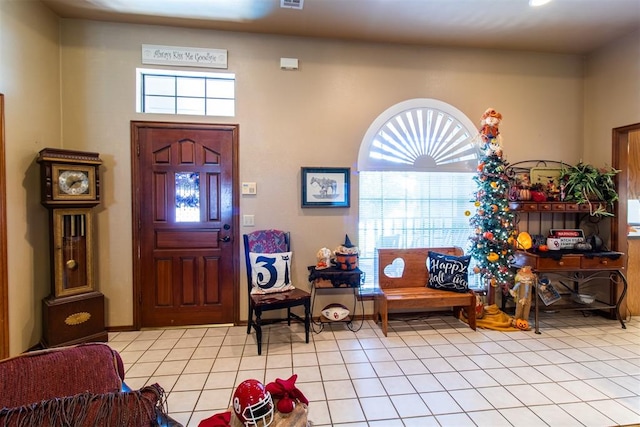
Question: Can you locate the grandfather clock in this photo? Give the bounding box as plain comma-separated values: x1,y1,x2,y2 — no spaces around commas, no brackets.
37,148,107,347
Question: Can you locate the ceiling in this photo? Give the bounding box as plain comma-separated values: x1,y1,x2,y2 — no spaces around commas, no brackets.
41,0,640,54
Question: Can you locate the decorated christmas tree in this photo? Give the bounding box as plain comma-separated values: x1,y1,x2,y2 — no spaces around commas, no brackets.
468,108,516,305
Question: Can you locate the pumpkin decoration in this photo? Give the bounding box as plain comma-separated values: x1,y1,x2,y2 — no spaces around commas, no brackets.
511,317,530,331
516,231,533,250
518,189,531,201
487,252,499,262
538,244,549,252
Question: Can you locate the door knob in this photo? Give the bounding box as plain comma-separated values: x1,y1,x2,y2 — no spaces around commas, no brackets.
219,235,231,242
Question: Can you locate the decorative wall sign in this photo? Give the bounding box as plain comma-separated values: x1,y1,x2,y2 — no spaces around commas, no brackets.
301,167,350,208
142,44,228,69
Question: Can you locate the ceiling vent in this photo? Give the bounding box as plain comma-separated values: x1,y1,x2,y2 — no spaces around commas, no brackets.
281,0,304,10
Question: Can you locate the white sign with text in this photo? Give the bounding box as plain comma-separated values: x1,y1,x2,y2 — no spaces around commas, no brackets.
142,44,228,69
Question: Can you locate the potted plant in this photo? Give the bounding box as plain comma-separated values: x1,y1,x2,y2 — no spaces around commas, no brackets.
560,161,620,216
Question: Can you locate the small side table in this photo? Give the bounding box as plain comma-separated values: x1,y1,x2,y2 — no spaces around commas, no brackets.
308,266,363,332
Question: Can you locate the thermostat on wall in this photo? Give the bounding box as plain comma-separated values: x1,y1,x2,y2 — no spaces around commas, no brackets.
242,182,257,195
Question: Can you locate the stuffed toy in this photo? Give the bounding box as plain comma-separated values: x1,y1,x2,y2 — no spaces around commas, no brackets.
479,108,503,143
265,374,309,414
315,247,332,270
510,266,535,321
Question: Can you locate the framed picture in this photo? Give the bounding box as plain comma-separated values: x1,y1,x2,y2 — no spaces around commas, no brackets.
530,167,562,188
301,167,350,208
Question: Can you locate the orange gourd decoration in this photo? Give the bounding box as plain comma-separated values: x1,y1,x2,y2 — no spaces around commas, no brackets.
518,189,531,200
512,318,530,330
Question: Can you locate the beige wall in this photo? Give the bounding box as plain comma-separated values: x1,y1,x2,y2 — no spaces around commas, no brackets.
2,2,638,354
0,0,61,355
59,19,586,332
584,29,640,164
584,29,640,319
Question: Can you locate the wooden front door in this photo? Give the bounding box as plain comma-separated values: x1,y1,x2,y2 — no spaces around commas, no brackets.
132,121,238,328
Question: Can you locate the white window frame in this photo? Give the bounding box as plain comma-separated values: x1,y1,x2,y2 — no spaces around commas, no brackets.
357,98,480,290
136,68,235,117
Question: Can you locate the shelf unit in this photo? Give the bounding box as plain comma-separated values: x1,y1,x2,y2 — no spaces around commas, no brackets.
506,160,627,333
512,250,627,334
307,266,364,332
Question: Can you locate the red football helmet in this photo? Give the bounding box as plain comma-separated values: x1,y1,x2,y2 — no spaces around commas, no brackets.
232,379,274,427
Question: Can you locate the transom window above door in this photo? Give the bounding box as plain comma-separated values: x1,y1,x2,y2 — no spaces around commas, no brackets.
136,68,235,117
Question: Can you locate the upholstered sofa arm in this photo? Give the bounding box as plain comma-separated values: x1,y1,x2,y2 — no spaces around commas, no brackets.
0,343,124,408
0,383,166,426
0,343,182,427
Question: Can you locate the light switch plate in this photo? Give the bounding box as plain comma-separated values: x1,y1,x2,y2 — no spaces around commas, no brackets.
243,215,255,226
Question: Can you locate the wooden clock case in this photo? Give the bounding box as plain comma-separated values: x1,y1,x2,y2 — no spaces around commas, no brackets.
37,148,107,347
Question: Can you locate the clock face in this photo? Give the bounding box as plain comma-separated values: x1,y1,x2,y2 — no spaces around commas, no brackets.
58,170,90,195
38,150,102,206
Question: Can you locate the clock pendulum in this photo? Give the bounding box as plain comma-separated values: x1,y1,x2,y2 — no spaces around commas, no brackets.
37,148,107,348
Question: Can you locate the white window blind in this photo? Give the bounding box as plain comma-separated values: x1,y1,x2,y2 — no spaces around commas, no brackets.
357,99,480,290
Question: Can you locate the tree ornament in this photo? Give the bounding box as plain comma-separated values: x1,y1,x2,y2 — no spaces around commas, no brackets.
516,231,533,250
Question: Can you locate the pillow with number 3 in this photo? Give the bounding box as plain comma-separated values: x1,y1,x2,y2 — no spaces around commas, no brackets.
249,252,296,294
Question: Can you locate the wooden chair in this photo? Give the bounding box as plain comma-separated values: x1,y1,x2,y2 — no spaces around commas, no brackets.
243,230,311,355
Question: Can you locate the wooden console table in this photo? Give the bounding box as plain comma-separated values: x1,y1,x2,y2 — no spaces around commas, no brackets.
512,250,627,334
307,266,363,332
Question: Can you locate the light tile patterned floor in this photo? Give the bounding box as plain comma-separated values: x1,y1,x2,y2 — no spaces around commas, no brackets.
108,312,640,427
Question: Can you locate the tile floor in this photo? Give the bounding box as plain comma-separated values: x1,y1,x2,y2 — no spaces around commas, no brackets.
108,311,640,427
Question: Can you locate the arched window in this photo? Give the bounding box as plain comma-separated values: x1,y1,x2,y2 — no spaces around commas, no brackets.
358,99,480,288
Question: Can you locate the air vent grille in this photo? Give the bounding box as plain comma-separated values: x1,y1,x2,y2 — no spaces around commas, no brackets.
281,0,304,10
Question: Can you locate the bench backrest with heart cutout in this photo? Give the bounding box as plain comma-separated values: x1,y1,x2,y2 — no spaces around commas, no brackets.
378,247,464,289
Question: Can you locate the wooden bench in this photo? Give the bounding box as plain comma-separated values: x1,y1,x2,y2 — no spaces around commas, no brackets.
375,247,477,336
